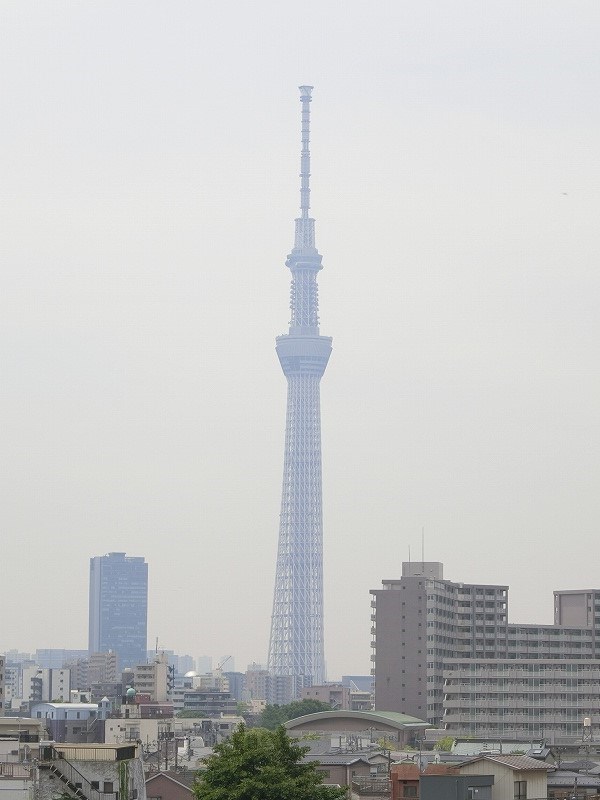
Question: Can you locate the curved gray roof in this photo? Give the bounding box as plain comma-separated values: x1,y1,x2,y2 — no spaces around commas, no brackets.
285,709,428,731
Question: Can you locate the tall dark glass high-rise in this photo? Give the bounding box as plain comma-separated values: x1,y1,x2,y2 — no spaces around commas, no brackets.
88,552,148,670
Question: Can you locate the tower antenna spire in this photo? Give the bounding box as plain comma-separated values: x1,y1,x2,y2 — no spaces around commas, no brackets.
299,85,313,219
294,86,317,252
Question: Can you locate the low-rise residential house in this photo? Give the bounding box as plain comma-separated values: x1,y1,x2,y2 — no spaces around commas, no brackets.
390,763,419,800
302,753,374,787
145,772,194,800
458,754,552,800
547,770,600,798
420,773,494,800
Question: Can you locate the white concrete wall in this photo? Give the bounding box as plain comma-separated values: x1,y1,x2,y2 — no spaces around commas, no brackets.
0,777,30,800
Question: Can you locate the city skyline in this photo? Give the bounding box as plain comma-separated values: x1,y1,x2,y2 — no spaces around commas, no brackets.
2,2,600,678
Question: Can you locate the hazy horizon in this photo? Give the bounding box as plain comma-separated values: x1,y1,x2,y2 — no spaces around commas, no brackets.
2,0,600,679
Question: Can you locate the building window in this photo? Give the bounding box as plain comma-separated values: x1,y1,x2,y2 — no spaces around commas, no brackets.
404,787,417,797
514,781,527,799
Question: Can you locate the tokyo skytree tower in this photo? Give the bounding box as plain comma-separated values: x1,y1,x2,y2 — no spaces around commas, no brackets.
267,86,332,687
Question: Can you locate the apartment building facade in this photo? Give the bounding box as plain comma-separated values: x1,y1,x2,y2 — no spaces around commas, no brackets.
371,562,600,737
371,562,508,723
443,659,600,741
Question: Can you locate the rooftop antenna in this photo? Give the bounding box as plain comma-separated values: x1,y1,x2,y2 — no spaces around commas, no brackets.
422,527,425,570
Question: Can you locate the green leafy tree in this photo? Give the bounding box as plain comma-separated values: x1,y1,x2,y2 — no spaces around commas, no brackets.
377,737,396,750
434,736,454,752
259,699,332,730
177,710,207,718
259,705,287,730
236,701,251,717
194,724,346,800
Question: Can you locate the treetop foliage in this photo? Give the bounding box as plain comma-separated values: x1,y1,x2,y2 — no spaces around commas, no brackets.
193,724,346,800
259,698,332,730
434,735,455,752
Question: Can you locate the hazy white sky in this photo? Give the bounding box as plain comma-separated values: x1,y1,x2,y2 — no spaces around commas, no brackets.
2,0,600,679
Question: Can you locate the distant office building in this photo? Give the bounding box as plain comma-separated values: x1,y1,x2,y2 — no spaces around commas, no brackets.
181,689,237,716
223,671,245,701
197,656,212,673
87,652,118,684
3,651,32,666
301,683,349,709
0,655,4,712
177,655,195,675
244,666,296,706
36,649,88,669
65,658,91,692
88,552,148,669
3,665,21,707
21,667,71,704
145,651,195,677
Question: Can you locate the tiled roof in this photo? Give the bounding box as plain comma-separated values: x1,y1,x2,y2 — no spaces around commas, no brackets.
548,772,600,788
463,754,552,771
424,764,459,775
390,764,419,780
145,772,195,792
302,754,372,766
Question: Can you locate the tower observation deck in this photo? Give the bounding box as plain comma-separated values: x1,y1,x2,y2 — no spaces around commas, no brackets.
267,86,332,689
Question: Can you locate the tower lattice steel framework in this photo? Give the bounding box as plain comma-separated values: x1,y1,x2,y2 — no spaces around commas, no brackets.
267,86,332,687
